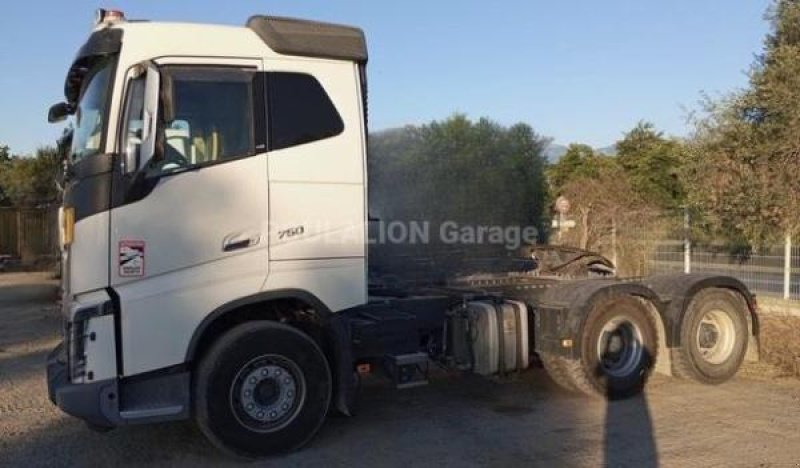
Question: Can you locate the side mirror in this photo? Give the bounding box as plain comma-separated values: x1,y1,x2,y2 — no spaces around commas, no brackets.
48,102,73,123
123,126,143,174
123,62,160,175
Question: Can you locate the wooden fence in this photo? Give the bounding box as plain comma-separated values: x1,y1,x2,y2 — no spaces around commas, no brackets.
0,206,59,265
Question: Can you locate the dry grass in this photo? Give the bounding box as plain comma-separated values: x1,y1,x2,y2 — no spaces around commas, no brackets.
760,315,800,377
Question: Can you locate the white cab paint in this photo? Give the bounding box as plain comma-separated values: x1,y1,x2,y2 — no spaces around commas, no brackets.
115,249,269,375
69,211,110,295
265,59,367,312
262,258,366,314
110,148,269,374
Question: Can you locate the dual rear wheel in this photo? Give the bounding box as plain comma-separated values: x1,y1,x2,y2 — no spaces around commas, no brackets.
542,288,749,398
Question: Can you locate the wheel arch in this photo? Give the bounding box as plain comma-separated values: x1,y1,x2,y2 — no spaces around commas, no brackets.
186,289,332,362
539,280,666,358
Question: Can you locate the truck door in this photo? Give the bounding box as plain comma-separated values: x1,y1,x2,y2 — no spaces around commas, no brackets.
109,58,269,376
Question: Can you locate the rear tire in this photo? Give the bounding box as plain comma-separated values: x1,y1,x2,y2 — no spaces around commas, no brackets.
673,288,748,384
194,321,332,458
541,355,577,392
542,294,658,399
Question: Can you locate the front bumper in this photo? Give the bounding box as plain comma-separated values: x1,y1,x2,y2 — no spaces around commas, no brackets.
47,342,120,428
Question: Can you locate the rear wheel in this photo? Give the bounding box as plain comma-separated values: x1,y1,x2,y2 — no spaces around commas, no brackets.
673,288,748,384
194,321,331,458
542,294,658,399
541,355,577,392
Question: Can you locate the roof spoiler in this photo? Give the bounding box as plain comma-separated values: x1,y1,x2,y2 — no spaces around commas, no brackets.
246,15,367,63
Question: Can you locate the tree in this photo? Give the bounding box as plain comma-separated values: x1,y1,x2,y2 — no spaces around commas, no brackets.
546,143,613,192
684,0,800,245
543,135,673,274
0,145,62,206
369,114,549,229
616,121,685,209
557,162,650,250
367,115,550,278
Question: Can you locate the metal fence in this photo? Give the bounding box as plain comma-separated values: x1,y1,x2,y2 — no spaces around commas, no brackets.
554,208,800,301
606,210,800,301
645,234,800,301
0,206,59,266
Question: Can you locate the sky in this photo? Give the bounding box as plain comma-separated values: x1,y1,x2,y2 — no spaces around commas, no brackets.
0,1,772,155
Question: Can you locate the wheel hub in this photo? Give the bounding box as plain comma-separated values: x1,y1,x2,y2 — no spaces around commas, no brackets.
254,379,280,407
698,322,719,349
695,309,736,365
230,355,306,432
596,317,644,378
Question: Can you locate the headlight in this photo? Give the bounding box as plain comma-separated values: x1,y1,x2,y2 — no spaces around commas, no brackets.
67,317,89,382
67,303,110,383
61,206,75,247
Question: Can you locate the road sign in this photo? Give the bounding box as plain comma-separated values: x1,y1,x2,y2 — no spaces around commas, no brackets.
555,196,570,214
551,219,576,229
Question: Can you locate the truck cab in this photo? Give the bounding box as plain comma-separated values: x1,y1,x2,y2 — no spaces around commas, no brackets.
48,11,369,455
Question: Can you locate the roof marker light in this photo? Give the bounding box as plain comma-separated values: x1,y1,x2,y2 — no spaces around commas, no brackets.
95,9,126,26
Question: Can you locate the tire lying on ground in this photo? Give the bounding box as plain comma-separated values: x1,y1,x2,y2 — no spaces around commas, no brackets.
541,293,658,399
672,288,748,384
194,321,332,458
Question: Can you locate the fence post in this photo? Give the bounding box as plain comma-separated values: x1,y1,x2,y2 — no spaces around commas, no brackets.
784,232,792,300
611,216,618,268
16,209,22,258
683,208,691,274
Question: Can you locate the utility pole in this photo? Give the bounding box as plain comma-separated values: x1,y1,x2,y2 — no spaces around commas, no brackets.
16,209,22,259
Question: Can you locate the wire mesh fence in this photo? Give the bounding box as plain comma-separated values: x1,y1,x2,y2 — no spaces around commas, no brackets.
691,245,794,300
561,208,800,302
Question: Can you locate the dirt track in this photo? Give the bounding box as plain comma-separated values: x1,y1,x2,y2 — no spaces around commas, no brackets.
1,272,800,467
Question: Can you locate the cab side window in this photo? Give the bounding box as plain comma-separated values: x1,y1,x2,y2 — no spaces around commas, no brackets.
155,66,256,174
267,72,344,150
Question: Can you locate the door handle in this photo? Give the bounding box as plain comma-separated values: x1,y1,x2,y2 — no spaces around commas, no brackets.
222,233,260,252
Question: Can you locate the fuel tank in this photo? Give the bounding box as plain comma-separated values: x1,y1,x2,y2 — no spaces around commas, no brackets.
450,299,529,375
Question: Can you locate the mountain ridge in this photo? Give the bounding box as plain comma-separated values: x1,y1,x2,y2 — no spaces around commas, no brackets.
544,143,617,162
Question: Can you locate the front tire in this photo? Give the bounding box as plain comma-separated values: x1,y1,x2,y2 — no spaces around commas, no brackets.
194,321,332,458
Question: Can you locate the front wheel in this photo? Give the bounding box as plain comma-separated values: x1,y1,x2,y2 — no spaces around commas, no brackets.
194,321,332,458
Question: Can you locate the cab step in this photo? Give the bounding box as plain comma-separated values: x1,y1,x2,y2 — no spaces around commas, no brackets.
385,352,429,389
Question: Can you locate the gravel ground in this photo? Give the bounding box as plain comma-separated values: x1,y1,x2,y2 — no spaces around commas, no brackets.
761,315,800,377
1,272,800,467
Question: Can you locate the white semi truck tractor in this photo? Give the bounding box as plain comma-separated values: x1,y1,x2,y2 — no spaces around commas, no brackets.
47,10,759,458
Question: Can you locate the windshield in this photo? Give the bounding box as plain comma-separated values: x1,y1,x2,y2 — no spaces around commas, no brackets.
70,57,115,162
